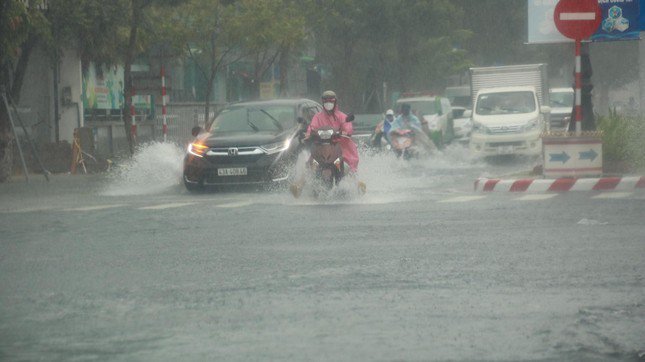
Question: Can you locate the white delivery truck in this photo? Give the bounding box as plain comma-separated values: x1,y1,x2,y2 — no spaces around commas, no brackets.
469,64,551,156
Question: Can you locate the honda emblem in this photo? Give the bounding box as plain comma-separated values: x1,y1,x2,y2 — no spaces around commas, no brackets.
228,147,239,156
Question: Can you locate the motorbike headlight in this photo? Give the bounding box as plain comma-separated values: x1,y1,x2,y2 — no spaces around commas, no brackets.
317,129,334,140
261,139,291,154
187,142,208,157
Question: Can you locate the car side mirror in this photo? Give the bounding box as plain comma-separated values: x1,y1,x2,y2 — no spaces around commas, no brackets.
346,114,355,122
191,126,203,137
540,106,552,114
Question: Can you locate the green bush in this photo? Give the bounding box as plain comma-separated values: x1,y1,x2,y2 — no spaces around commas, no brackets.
597,109,645,172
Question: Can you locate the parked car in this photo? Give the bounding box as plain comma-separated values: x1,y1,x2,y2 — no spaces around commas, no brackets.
445,85,472,109
351,114,383,146
451,106,472,142
549,87,574,129
395,95,455,145
183,99,321,191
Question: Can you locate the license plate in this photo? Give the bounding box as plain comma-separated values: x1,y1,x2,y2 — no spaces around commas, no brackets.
497,146,514,154
217,167,247,176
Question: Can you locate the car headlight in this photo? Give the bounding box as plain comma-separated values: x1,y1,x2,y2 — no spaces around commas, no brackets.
261,139,291,154
472,122,490,134
187,142,208,157
522,119,539,132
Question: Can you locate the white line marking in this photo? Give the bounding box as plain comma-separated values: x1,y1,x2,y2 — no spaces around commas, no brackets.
139,202,196,210
591,192,633,199
515,194,557,201
216,201,254,208
1,206,56,213
439,196,487,203
560,12,596,21
63,204,125,212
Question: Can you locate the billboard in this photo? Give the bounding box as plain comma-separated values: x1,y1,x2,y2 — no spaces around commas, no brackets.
528,0,642,43
82,63,124,110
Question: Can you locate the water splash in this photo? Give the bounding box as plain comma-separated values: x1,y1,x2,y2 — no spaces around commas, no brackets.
102,142,185,196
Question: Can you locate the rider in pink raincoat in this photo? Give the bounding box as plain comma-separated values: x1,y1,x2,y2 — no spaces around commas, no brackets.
290,90,365,198
306,90,359,172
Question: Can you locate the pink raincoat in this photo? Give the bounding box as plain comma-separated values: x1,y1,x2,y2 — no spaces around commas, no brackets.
306,108,360,172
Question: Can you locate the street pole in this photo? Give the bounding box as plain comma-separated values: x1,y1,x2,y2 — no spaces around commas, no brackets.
130,86,137,145
161,64,167,142
574,40,582,135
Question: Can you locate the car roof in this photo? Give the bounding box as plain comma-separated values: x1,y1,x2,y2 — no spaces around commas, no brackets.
550,87,574,93
227,98,318,108
478,86,536,94
396,96,438,103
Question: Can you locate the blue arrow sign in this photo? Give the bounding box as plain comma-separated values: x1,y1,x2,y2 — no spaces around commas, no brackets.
550,151,570,164
579,148,598,162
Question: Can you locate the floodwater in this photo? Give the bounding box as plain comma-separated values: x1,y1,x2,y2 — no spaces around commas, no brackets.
1,142,643,361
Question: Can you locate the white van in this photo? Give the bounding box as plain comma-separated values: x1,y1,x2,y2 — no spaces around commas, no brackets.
469,86,550,156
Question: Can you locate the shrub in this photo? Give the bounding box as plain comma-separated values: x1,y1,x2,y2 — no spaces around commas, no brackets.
597,109,645,172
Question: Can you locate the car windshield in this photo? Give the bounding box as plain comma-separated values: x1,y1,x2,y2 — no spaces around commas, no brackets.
400,100,437,116
450,95,472,109
211,105,294,133
550,91,574,107
475,91,536,115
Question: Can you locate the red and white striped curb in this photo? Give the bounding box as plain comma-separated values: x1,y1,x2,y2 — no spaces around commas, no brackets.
475,176,645,192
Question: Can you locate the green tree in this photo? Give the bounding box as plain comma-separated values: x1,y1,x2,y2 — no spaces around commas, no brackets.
0,0,49,182
307,0,468,112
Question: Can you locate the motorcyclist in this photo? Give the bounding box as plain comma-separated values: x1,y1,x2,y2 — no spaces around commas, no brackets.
371,109,396,147
388,103,435,152
290,90,365,197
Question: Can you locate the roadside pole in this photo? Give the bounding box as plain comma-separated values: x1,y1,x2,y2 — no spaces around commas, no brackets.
130,86,137,145
161,65,168,142
574,40,582,135
541,0,604,178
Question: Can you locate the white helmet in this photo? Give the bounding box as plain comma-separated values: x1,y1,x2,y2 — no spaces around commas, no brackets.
385,109,394,116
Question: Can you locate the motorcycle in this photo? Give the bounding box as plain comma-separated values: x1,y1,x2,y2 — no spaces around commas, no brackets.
290,115,356,196
389,128,417,159
308,125,349,189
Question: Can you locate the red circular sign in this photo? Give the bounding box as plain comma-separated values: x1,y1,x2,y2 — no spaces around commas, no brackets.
553,0,602,40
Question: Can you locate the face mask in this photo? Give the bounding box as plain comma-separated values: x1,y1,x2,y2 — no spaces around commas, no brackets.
323,102,335,111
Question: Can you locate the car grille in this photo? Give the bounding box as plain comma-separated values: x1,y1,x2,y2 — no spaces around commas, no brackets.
487,141,525,148
488,125,523,134
206,154,264,164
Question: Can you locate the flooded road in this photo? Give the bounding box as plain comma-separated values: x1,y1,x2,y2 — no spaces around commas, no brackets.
1,143,644,361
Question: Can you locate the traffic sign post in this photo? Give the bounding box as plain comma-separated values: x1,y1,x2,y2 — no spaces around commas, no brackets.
553,0,601,136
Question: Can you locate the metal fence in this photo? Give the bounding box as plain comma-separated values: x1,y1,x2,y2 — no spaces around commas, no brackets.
86,102,225,158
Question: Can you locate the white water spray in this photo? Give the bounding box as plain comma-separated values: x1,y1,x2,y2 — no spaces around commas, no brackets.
102,142,185,196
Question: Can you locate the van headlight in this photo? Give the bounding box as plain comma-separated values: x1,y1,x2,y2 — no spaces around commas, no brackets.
472,121,491,134
522,119,539,132
261,139,291,154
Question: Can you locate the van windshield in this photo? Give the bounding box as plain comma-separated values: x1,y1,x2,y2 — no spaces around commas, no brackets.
550,91,574,108
475,91,536,115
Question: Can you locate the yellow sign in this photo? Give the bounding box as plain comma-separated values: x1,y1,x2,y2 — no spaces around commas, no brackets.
259,82,275,100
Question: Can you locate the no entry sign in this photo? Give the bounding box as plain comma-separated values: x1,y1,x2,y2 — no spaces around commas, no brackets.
553,0,602,40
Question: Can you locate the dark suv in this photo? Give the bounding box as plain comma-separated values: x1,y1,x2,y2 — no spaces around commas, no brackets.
183,99,321,191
